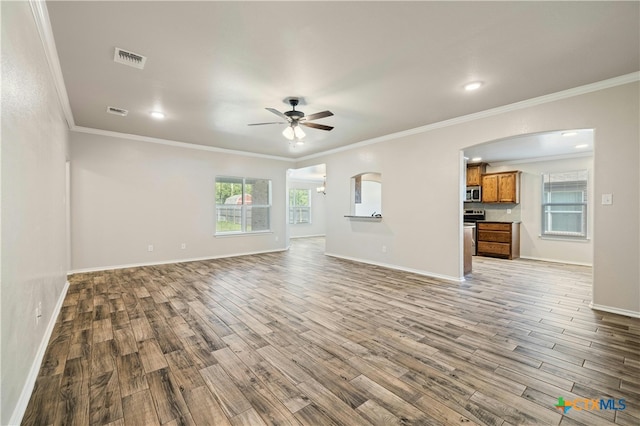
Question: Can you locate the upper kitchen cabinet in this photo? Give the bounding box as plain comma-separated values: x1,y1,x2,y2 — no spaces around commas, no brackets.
466,163,486,186
482,171,521,203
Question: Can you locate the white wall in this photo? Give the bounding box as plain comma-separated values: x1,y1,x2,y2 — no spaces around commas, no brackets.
1,2,70,423
70,132,291,271
287,179,327,238
298,81,639,316
487,156,594,265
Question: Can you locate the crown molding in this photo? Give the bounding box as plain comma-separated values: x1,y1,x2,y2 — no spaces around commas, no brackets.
297,72,640,162
71,126,295,162
29,0,75,129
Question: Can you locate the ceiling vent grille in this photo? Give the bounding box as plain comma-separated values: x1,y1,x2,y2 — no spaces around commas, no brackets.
106,106,128,116
114,47,146,69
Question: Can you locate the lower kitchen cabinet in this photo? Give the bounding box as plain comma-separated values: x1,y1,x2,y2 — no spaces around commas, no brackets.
477,222,520,259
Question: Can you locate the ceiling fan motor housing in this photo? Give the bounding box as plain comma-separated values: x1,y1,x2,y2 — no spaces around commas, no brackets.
285,98,304,120
285,110,304,120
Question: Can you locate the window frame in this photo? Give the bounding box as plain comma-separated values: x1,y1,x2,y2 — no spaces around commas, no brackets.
540,170,588,240
289,188,311,225
215,176,272,235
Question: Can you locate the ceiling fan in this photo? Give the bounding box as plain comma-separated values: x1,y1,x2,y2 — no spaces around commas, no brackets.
248,98,333,141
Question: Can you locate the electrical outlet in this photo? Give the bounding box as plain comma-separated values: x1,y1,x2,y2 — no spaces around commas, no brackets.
35,302,42,326
148,244,154,252
181,243,186,249
382,245,387,253
601,193,613,205
507,209,512,214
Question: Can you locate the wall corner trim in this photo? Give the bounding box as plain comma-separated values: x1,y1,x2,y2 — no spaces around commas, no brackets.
589,302,640,319
9,280,70,426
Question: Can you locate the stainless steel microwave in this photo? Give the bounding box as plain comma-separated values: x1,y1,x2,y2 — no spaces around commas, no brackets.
465,186,481,202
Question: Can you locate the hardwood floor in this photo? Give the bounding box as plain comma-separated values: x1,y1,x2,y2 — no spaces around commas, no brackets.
22,237,640,425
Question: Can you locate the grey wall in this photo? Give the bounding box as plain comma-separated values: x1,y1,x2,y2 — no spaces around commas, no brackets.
1,2,70,423
298,82,639,316
70,132,291,271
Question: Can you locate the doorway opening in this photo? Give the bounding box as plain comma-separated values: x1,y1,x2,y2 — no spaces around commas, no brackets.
286,164,327,246
460,129,594,277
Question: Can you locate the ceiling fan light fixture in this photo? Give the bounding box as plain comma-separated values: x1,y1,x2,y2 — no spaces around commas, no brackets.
293,125,306,139
282,126,295,140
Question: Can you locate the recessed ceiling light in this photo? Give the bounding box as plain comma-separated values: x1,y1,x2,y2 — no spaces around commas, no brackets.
471,157,482,162
562,131,578,137
295,140,305,146
464,81,483,91
150,111,165,119
575,144,588,149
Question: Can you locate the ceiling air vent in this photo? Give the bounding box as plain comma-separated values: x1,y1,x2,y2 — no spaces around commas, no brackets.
114,47,146,69
106,106,128,116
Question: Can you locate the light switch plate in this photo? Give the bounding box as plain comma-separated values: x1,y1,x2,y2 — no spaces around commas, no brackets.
601,194,613,205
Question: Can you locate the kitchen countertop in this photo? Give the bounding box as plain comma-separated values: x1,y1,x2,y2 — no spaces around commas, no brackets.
476,220,521,224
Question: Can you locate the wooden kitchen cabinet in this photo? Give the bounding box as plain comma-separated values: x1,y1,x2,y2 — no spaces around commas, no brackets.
481,171,520,203
466,163,486,186
477,222,520,259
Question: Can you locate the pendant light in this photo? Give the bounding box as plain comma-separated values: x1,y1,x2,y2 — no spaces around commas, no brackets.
316,176,326,195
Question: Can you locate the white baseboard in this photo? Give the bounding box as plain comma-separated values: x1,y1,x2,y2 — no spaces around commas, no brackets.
325,252,462,283
9,280,70,425
519,255,592,267
68,248,288,275
589,302,640,319
290,234,326,239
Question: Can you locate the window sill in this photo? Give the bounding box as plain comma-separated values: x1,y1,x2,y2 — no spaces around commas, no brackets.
538,235,590,242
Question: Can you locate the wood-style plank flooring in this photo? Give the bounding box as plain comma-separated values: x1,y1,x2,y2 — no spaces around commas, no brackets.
23,237,640,425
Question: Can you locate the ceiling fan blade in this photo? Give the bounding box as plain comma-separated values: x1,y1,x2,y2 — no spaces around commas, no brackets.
302,122,334,131
303,110,333,121
248,121,286,126
266,108,289,121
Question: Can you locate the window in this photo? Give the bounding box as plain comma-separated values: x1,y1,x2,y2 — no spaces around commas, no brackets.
541,170,587,239
289,188,311,224
215,177,271,234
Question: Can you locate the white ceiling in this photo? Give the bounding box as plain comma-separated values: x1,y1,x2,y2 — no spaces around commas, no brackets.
464,129,594,165
46,1,639,159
